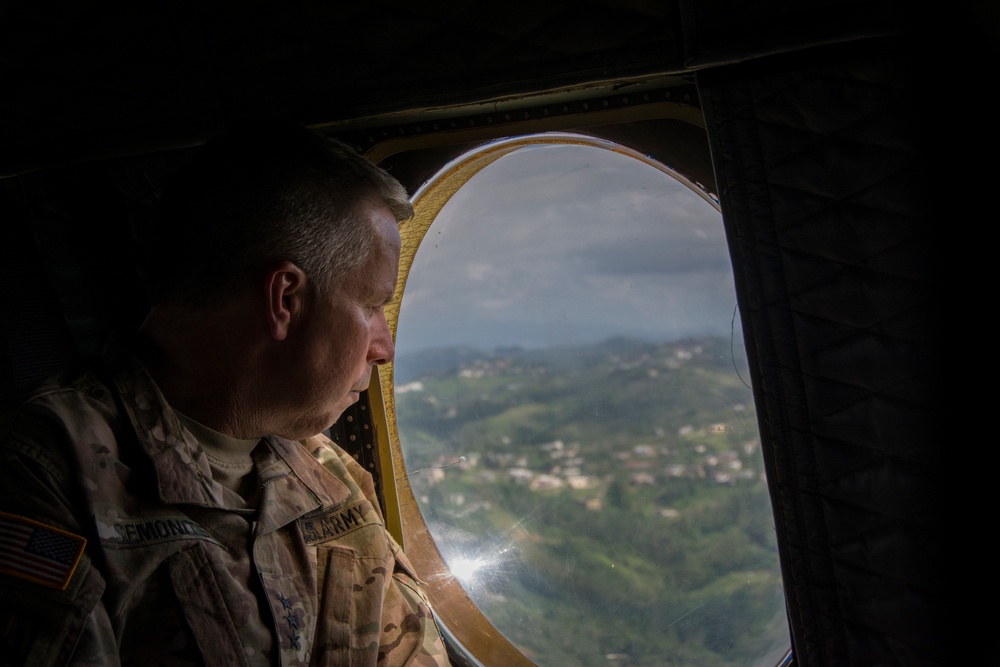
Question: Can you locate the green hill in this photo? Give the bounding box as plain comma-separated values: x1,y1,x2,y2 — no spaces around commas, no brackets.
394,336,787,667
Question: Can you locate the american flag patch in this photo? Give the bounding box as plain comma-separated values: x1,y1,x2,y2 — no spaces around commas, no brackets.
0,511,86,590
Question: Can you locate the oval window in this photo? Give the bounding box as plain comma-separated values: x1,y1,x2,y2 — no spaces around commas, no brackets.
381,134,789,666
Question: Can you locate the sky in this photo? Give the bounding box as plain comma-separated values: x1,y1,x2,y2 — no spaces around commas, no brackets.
393,140,742,357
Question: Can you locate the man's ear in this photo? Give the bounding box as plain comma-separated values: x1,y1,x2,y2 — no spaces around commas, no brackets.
265,261,308,341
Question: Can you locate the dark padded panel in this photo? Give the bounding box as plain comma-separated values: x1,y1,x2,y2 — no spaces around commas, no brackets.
327,393,386,515
678,0,908,68
0,1,686,177
698,35,944,666
0,185,79,396
5,159,172,362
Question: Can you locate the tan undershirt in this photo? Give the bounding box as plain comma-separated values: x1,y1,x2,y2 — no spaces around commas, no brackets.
175,411,261,507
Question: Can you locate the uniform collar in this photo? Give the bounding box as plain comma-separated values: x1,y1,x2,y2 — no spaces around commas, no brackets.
253,435,353,534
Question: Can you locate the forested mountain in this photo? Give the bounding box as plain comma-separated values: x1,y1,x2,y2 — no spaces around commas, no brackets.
394,336,789,667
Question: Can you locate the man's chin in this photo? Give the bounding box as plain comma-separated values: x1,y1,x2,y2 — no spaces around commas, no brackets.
330,393,360,421
299,392,364,438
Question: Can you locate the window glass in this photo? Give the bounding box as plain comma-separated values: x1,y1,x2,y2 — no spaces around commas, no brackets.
392,137,788,666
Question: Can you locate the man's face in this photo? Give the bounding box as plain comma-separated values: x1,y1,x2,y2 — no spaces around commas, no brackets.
278,201,401,440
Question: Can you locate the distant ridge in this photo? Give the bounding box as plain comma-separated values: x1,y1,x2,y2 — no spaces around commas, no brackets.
393,334,740,384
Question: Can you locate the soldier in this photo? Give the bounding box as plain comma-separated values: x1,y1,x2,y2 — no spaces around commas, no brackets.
0,120,450,666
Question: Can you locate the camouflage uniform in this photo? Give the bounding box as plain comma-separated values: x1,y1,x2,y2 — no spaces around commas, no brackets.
0,340,449,666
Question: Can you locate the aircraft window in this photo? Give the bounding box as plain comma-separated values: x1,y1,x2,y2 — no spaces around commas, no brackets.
379,134,789,666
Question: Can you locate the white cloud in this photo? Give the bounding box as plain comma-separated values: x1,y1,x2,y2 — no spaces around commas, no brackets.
395,141,738,355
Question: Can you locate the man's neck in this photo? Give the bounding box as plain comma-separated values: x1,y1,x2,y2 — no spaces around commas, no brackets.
136,303,266,439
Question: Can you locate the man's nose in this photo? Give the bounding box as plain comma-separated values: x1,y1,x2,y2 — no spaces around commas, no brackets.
369,313,395,365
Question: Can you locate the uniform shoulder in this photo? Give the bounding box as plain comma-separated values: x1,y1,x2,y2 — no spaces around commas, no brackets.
299,432,382,509
300,432,366,476
1,361,113,432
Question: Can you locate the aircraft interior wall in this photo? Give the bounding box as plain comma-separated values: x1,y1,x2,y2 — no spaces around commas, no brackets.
0,2,955,664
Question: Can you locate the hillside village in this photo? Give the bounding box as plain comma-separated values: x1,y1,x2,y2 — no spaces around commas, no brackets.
392,336,784,666
395,336,765,515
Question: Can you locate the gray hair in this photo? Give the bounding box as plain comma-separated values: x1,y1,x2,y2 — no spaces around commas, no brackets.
148,120,412,306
